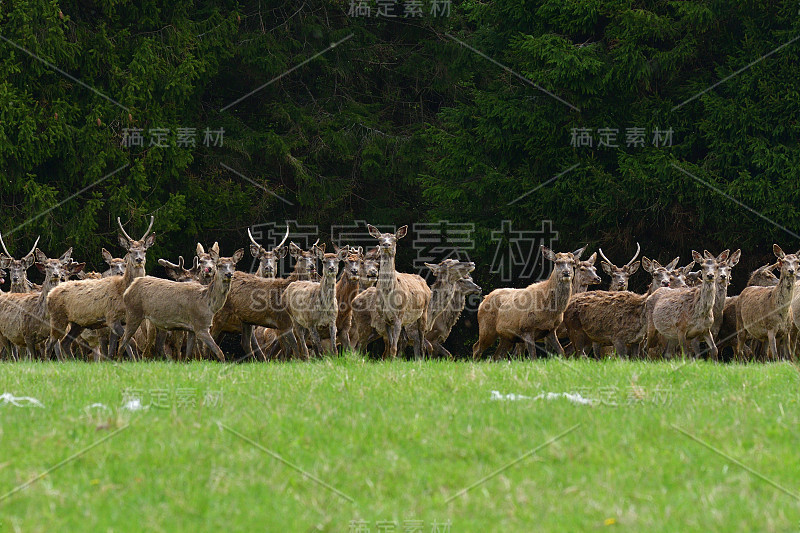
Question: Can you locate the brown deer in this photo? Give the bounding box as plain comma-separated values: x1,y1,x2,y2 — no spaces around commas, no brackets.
118,247,244,361
598,243,640,291
359,247,380,290
645,251,727,360
736,245,800,361
248,225,289,278
47,216,155,360
473,245,575,359
351,225,431,359
0,232,41,293
283,244,348,358
0,248,83,359
334,245,363,352
195,242,220,285
427,275,482,358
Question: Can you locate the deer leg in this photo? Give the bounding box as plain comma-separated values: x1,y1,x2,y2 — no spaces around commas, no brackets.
545,330,565,357
612,339,627,358
308,328,324,358
328,324,338,356
472,329,498,361
702,331,718,361
155,329,168,360
432,341,452,359
25,339,39,361
293,324,310,360
387,321,402,359
197,329,226,362
117,317,142,360
241,324,262,361
185,332,196,361
767,331,779,361
60,322,84,360
492,337,513,360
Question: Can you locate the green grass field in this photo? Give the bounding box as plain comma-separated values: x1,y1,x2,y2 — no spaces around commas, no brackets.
1,355,799,532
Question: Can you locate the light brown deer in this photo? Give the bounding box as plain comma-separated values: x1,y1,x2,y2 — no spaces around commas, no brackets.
351,225,431,359
473,245,575,359
283,244,348,358
0,248,82,359
736,245,799,361
118,247,244,361
194,242,220,285
47,216,155,359
427,275,482,358
0,232,41,293
645,251,727,360
334,245,363,352
598,243,640,291
359,247,380,290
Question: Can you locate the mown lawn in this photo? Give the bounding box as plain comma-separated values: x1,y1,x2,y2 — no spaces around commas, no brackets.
0,355,799,532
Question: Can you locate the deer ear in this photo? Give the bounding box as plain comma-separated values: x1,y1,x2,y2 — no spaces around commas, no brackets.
395,225,408,240
540,245,556,262
69,262,85,275
316,243,326,255
143,233,156,249
641,257,653,273
231,248,245,264
716,249,730,262
691,250,703,263
211,242,220,254
196,243,205,255
666,257,680,270
289,242,302,256
35,248,48,263
22,254,35,269
703,250,714,260
337,247,349,260
571,245,587,260
367,224,382,239
102,248,113,264
683,263,695,275
118,233,131,249
773,244,785,259
586,252,597,266
424,262,440,275
275,246,288,259
728,249,741,267
209,247,220,262
249,243,262,258
59,247,73,263
627,261,640,275
601,262,614,276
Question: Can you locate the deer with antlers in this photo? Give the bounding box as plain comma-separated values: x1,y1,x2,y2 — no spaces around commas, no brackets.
248,225,289,278
47,216,155,360
0,248,83,360
0,231,41,293
118,247,244,361
598,243,640,291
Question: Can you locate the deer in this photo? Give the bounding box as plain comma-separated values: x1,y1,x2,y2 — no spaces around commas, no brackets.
210,237,319,361
598,243,640,291
248,225,289,278
426,275,482,358
736,245,800,361
47,216,155,360
117,247,244,361
473,245,575,360
359,247,380,290
351,225,431,359
334,245,363,352
194,242,220,285
645,251,729,360
0,231,41,293
0,248,83,360
563,255,694,359
283,244,349,359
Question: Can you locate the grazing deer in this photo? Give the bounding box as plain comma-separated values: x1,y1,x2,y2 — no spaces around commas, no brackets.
0,248,82,359
118,247,244,361
283,244,348,358
47,216,155,360
427,275,482,358
351,225,431,359
736,245,799,361
0,231,41,293
598,243,640,291
248,225,289,278
645,251,728,360
473,245,575,359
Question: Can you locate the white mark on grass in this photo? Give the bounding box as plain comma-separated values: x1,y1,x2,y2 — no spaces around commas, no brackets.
121,398,148,411
84,403,111,414
490,390,598,406
0,392,43,408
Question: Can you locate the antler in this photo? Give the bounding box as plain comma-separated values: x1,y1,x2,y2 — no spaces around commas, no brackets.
0,230,12,257
24,236,41,258
597,247,615,266
247,228,261,248
158,257,182,270
117,217,134,242
140,215,155,240
276,224,289,249
626,242,641,267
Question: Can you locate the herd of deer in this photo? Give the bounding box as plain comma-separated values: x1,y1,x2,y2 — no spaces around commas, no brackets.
0,215,797,363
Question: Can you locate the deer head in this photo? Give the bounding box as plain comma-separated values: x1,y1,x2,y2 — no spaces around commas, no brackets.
575,252,602,290
599,243,640,291
289,240,321,279
337,245,362,281
367,224,408,258
101,248,126,277
691,250,723,285
541,245,575,282
747,262,779,287
210,246,244,283
642,256,681,289
34,247,84,285
772,244,800,281
159,255,201,282
248,225,289,278
0,231,40,290
117,215,155,269
195,242,220,283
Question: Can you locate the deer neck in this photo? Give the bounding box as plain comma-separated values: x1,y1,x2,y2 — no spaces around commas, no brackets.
377,253,397,296
713,280,729,321
428,278,457,323
35,273,58,312
122,258,145,287
319,271,337,308
533,270,572,312
336,273,359,307
205,273,233,314
10,275,28,293
693,280,716,321
571,275,588,295
771,271,795,310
